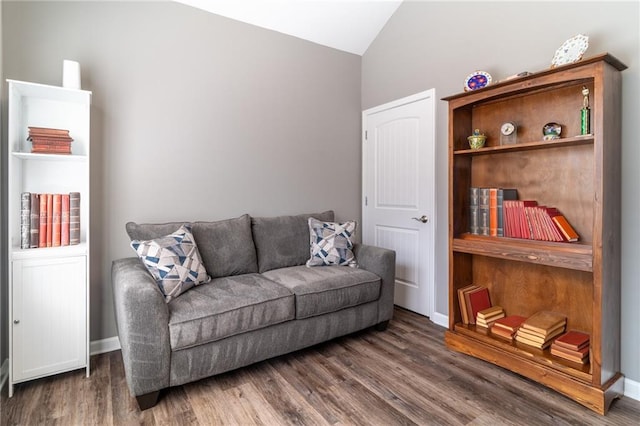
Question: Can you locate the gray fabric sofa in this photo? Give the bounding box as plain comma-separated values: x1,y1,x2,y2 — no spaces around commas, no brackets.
112,211,396,410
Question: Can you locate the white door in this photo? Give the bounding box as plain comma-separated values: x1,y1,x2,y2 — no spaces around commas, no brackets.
362,90,436,317
12,256,87,382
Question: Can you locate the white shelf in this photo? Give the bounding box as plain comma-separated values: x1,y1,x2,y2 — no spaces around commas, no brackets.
12,152,88,162
11,243,88,260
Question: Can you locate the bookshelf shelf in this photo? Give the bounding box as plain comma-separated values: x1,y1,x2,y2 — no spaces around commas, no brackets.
453,135,594,156
7,79,92,398
444,54,626,415
452,234,593,272
10,242,89,260
12,152,88,162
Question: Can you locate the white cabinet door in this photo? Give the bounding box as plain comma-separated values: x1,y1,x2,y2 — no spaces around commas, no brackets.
12,256,87,381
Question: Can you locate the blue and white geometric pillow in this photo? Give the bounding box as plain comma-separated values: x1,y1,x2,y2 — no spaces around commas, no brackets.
306,217,357,267
131,224,211,303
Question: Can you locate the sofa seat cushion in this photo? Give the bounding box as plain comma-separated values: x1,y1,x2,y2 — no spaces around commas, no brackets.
261,266,381,319
168,274,294,350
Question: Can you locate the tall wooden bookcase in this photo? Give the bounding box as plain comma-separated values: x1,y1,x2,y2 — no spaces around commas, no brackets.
7,79,91,397
443,54,626,414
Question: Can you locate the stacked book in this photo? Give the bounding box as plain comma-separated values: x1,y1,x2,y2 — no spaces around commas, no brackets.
457,284,491,325
27,126,73,154
515,311,567,349
550,330,590,364
491,315,527,341
476,306,505,328
19,192,81,249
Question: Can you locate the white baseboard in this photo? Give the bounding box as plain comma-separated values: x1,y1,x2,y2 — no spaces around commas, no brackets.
430,311,449,328
625,377,640,401
90,336,121,356
0,358,8,391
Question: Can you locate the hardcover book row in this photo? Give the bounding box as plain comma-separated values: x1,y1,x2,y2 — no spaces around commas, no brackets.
20,192,81,249
457,284,590,365
469,187,579,242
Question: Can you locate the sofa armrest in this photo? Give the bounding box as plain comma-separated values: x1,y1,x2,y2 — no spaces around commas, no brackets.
112,257,171,396
353,244,396,323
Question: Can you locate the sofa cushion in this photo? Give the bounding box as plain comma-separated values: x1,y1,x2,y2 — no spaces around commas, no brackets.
261,265,380,319
126,221,187,241
252,211,334,273
306,217,357,267
167,274,294,350
191,214,258,277
130,224,211,303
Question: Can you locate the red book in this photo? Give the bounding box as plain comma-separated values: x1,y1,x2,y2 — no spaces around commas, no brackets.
39,194,48,248
465,287,491,325
519,200,538,239
52,194,62,247
553,330,590,351
61,194,70,246
492,315,527,333
46,194,53,247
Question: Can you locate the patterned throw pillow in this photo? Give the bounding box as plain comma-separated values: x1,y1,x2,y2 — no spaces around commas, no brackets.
131,224,211,302
306,217,357,267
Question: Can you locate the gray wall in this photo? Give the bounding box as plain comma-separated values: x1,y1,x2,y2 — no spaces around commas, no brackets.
1,1,361,346
362,1,640,382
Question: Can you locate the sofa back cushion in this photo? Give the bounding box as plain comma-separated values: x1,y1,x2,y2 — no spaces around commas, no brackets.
125,214,258,278
191,214,258,277
251,210,334,273
126,221,186,241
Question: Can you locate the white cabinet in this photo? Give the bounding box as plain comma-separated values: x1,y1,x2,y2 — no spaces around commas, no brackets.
7,80,91,397
12,256,87,381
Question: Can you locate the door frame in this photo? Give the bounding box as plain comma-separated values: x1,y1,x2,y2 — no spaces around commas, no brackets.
362,89,436,318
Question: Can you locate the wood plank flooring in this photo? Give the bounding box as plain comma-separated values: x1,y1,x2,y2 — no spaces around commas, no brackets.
2,307,639,425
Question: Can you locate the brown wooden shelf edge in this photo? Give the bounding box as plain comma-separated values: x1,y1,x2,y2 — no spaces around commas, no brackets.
452,234,593,272
454,135,594,156
445,330,625,415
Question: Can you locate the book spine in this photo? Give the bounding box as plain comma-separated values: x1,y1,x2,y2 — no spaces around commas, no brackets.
46,193,53,247
61,194,70,246
20,192,30,249
497,189,504,237
52,194,62,247
469,187,479,235
39,194,47,248
29,193,40,248
478,188,490,236
69,192,81,245
489,188,498,237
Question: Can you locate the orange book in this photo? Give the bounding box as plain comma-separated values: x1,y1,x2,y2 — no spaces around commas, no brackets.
52,194,62,246
551,214,579,242
489,188,498,237
39,194,48,248
46,194,53,247
61,194,70,246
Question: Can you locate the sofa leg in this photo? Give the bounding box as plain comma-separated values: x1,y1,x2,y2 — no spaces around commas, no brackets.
375,320,390,331
136,390,160,410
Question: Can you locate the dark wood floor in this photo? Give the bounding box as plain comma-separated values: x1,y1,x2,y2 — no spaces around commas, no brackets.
2,307,639,425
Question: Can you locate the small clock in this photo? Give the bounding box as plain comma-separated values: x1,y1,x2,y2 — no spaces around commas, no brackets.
500,121,517,145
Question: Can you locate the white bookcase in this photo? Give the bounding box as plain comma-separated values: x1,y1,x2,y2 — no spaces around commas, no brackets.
7,79,91,397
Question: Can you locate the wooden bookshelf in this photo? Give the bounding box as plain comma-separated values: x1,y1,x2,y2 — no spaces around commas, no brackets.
443,54,626,415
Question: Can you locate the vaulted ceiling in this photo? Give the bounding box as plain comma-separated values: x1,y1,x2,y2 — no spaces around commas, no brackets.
174,0,403,55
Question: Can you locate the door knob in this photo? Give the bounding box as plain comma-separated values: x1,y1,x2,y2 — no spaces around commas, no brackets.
13,319,20,324
412,215,429,223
